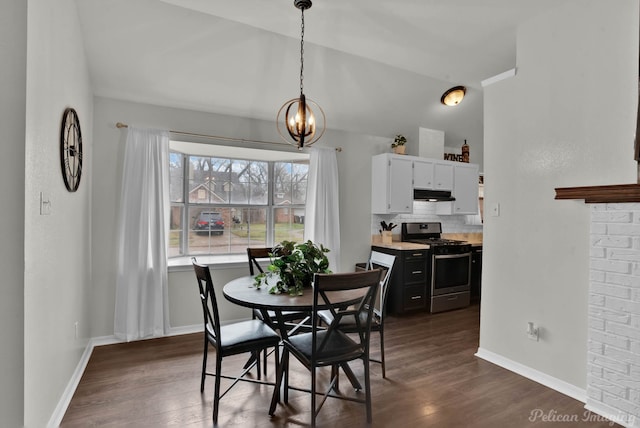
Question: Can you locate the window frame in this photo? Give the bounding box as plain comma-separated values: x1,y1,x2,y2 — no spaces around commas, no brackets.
169,144,309,260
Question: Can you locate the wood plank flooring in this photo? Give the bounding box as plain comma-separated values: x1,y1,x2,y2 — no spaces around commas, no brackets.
61,304,619,427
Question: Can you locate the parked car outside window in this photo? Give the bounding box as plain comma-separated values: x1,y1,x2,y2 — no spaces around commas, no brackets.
194,211,224,235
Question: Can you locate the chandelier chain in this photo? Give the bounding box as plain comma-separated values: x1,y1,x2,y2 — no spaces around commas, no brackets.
299,9,305,95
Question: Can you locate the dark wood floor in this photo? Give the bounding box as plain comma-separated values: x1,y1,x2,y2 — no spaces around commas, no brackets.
62,304,618,427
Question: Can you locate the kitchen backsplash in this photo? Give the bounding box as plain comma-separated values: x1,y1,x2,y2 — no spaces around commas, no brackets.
371,200,483,237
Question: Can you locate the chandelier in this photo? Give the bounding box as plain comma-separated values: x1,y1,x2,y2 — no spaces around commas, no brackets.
276,0,326,149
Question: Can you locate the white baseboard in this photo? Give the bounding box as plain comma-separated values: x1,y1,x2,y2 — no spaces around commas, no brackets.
474,347,587,402
47,337,101,428
168,324,202,336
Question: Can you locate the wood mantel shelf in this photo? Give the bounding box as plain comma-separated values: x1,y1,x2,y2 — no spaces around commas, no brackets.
555,183,640,203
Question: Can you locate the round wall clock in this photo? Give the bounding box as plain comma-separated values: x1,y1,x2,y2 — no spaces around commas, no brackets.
60,107,83,192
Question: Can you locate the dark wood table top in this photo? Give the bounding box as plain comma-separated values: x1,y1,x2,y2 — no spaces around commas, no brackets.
223,275,363,311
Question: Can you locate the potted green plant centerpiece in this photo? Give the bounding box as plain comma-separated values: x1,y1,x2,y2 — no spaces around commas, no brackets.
392,134,407,154
253,240,331,295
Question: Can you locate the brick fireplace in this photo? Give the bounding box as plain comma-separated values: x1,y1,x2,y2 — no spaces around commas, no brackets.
587,202,640,427
555,184,640,427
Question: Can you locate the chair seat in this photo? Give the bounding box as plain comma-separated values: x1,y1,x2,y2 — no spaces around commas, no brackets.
206,320,280,356
287,330,364,365
257,309,309,322
271,309,308,319
317,309,381,332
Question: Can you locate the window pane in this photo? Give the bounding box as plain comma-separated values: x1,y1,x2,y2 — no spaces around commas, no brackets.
250,183,268,205
188,156,212,203
274,162,292,205
188,156,231,203
209,157,231,203
188,207,227,254
291,162,308,205
249,161,268,204
229,207,267,250
169,152,183,202
169,205,184,257
274,207,305,243
230,160,249,204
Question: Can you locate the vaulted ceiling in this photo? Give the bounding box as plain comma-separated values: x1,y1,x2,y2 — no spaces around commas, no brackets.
75,0,570,138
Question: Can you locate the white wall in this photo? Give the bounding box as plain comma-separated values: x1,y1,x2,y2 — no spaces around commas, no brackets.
0,1,26,426
480,0,638,391
24,0,94,426
91,97,389,336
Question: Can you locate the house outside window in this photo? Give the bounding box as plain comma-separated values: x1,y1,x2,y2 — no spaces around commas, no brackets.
168,141,309,257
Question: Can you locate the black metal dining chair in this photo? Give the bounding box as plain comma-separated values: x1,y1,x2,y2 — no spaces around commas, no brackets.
192,258,281,424
269,269,383,427
247,247,311,334
318,250,396,377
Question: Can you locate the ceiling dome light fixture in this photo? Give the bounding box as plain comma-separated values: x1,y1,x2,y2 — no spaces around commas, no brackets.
441,86,467,106
277,0,325,150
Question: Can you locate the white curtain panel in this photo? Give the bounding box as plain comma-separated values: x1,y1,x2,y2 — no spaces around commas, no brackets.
304,147,341,272
114,127,170,341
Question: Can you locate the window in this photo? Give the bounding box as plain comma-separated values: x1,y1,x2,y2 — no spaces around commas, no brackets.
168,141,309,257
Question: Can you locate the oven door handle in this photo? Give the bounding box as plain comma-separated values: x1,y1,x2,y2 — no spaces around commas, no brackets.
433,252,471,260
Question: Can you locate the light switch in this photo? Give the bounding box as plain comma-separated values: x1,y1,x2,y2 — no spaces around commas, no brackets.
40,192,51,215
491,203,500,217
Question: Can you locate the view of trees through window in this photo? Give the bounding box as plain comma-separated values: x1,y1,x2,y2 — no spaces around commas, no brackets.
169,146,309,257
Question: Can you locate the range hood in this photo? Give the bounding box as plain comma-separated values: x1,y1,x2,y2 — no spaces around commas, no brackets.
413,188,455,202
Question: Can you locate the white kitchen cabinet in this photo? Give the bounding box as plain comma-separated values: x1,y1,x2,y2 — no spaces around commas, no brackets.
436,163,479,215
413,159,434,189
433,162,454,190
372,153,413,214
414,159,454,190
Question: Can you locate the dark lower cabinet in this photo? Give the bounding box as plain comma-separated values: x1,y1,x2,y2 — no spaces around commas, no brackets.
470,247,482,301
372,246,430,314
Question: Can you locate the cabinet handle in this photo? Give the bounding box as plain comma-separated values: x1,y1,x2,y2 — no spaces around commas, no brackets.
412,253,422,256
412,270,422,274
411,295,422,300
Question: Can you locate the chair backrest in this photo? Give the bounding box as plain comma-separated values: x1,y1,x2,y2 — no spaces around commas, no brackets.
247,247,273,275
311,269,383,362
192,258,222,345
366,251,396,319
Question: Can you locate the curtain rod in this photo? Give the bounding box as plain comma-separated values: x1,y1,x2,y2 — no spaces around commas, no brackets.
115,122,341,152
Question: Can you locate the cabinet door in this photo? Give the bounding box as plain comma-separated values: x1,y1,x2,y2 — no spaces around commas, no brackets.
452,164,479,214
433,162,454,190
388,156,413,213
413,159,434,189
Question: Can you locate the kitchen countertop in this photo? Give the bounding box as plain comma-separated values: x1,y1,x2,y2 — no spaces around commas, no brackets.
371,232,483,250
372,241,430,251
442,232,483,247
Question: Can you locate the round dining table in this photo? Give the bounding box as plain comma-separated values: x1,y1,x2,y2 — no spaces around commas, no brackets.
222,275,365,390
223,275,364,313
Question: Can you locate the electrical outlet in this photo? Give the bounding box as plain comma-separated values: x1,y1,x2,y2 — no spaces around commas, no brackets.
74,321,79,340
527,322,539,341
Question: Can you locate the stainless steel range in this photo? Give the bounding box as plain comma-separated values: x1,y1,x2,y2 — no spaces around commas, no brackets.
401,222,472,313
